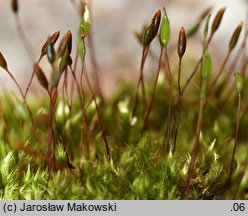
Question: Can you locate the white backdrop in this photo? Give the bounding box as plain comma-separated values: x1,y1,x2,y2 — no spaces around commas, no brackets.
0,0,246,92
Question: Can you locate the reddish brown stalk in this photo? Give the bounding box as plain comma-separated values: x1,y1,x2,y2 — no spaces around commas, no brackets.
85,71,110,160
6,68,33,123
181,97,205,199
203,52,230,109
81,2,103,102
181,17,215,96
78,65,90,157
226,92,242,185
25,31,60,98
69,52,79,112
14,15,35,63
181,37,210,96
46,90,56,173
208,51,230,93
52,101,74,169
227,47,243,78
24,53,44,100
69,66,85,107
223,23,248,105
48,58,75,167
132,47,149,117
174,27,187,153
181,57,203,95
62,69,70,123
87,29,103,101
69,66,90,158
140,47,149,105
69,0,102,102
24,66,35,99
181,42,212,199
173,58,182,153
164,49,173,153
142,46,163,132
80,65,86,104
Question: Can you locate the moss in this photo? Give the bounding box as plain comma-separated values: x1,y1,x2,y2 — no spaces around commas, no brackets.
0,2,247,200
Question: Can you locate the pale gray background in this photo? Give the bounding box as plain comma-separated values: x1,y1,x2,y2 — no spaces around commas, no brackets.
0,0,246,95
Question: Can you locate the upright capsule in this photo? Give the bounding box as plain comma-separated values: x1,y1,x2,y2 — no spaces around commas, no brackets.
178,27,187,59
229,21,243,51
11,0,18,14
211,7,226,36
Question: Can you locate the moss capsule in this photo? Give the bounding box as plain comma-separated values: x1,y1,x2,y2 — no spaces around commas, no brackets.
34,63,48,90
211,7,226,36
234,72,244,93
46,38,55,64
40,31,60,60
178,27,187,59
0,52,8,71
159,9,170,47
229,21,243,51
11,0,18,14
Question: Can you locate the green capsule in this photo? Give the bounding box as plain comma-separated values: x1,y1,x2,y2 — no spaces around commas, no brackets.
77,3,90,61
159,9,170,47
229,21,243,51
80,3,91,38
78,32,86,61
187,7,212,38
187,23,200,38
204,14,211,39
234,72,244,93
59,49,69,75
202,52,212,79
142,23,153,47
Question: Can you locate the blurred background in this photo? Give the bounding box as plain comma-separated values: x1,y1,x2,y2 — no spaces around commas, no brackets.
0,0,247,95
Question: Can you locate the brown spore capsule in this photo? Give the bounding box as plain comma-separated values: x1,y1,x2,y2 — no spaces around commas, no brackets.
34,63,48,90
58,31,72,56
211,7,226,36
178,27,187,59
11,0,18,14
229,21,243,51
40,31,60,59
0,52,8,70
151,9,161,38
